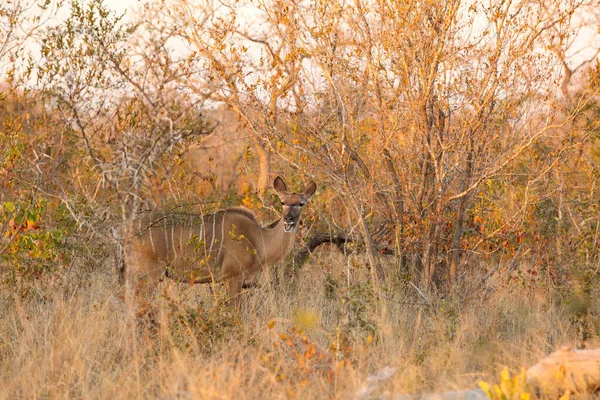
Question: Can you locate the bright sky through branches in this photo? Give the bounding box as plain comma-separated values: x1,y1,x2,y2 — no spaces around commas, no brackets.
104,0,600,72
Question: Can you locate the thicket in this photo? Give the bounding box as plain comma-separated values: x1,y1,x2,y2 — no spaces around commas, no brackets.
2,0,600,396
3,0,600,291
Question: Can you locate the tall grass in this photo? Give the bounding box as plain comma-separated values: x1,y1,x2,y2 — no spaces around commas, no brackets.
0,248,593,399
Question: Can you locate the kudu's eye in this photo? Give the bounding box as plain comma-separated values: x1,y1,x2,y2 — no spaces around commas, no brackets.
281,201,285,206
299,202,305,207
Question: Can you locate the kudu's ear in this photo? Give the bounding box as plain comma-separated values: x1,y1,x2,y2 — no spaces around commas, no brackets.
303,181,317,199
274,176,287,195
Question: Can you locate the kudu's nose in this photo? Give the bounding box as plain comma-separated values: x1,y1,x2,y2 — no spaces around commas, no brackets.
283,214,296,232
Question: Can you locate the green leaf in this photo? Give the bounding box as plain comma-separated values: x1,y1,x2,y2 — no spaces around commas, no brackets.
3,202,15,213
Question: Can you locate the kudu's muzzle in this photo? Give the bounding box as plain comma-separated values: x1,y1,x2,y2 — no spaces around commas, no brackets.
283,209,300,232
283,217,296,232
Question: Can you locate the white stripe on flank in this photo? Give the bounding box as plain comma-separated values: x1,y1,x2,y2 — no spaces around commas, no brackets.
216,215,225,262
149,226,156,255
180,220,184,252
163,217,168,254
217,214,224,263
209,215,216,255
171,221,176,256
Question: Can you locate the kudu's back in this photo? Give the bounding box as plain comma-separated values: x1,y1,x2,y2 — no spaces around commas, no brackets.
123,208,265,298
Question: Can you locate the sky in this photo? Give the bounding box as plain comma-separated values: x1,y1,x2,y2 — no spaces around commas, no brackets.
104,0,139,15
7,0,598,92
102,0,600,72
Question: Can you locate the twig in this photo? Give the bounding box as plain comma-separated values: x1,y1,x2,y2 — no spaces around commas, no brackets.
410,282,430,305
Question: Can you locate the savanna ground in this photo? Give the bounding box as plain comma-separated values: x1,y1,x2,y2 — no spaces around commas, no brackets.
1,245,596,399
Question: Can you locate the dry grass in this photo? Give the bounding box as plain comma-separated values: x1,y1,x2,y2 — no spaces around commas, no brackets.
0,248,594,399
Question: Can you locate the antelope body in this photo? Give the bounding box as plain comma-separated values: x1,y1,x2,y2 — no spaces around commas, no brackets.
123,176,316,301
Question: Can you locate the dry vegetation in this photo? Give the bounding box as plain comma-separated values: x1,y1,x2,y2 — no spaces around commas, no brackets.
2,249,596,399
3,0,600,398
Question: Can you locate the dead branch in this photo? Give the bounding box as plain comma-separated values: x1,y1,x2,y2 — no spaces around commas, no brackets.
294,231,354,267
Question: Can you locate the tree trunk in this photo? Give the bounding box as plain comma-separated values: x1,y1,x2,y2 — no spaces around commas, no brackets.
253,138,270,195
449,198,465,286
422,239,433,284
359,209,386,287
450,129,474,287
423,195,443,285
555,168,563,266
383,148,408,271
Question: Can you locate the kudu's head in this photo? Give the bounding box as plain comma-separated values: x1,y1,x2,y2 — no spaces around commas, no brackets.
274,176,317,233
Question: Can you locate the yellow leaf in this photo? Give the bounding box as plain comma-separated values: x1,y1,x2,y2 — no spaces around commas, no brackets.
492,384,502,397
558,391,570,400
292,309,320,329
478,380,492,396
500,366,510,382
500,380,510,395
267,319,275,330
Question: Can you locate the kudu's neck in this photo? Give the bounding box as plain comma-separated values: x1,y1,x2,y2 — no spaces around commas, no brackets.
260,217,297,266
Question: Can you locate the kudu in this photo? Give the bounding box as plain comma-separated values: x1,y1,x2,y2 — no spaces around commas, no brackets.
122,176,317,303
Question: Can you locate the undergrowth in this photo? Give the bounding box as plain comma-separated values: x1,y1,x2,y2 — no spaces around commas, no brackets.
0,249,596,399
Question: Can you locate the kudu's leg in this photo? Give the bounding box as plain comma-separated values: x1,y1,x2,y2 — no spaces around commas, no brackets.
227,276,244,310
125,262,164,301
241,280,259,289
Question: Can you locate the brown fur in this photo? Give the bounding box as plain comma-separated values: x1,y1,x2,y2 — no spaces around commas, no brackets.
123,177,317,304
